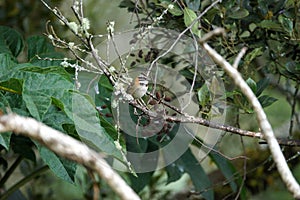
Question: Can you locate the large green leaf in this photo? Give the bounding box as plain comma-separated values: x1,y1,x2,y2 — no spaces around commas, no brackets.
59,157,77,183
258,95,278,108
11,135,36,162
0,26,24,58
0,57,36,83
59,91,123,160
36,143,75,183
22,73,73,121
165,162,184,183
183,8,200,37
0,78,23,94
0,53,18,77
43,105,74,133
256,78,269,97
128,171,154,193
27,36,64,67
0,132,11,150
209,152,238,193
210,152,247,199
191,135,238,195
20,65,72,82
170,148,214,200
246,78,257,94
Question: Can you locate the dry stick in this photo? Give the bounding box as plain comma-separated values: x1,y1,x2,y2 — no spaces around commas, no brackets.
199,28,300,198
0,114,141,200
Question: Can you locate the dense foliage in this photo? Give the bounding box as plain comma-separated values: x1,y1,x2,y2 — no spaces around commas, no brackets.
0,0,299,199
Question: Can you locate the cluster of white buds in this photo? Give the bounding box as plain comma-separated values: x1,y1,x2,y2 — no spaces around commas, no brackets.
112,81,134,108
66,18,90,37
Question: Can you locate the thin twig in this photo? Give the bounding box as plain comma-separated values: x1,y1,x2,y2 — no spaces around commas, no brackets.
147,0,222,76
0,165,49,200
0,156,23,188
40,0,89,49
289,82,299,137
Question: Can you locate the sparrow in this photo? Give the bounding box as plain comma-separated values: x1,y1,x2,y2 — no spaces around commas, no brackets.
127,73,149,99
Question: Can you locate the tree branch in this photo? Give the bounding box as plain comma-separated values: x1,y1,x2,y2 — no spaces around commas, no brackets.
199,28,300,198
0,114,140,200
134,93,300,147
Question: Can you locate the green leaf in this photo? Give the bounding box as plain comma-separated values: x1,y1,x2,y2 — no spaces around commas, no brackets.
209,152,237,193
183,8,200,37
59,157,77,183
209,151,248,199
198,84,210,107
258,95,278,108
0,78,23,94
172,148,213,200
185,0,200,11
256,78,269,96
285,61,300,74
119,0,136,12
240,31,250,38
27,36,64,67
20,65,72,82
128,172,154,193
159,1,183,16
43,106,74,133
0,58,33,83
244,47,263,65
0,132,12,150
61,91,123,160
11,135,36,162
0,26,24,58
257,20,283,31
0,54,18,78
228,7,249,19
278,15,293,36
22,73,73,121
246,78,257,94
125,134,148,153
36,143,74,183
278,61,300,80
100,116,125,146
0,92,29,117
165,163,184,183
96,75,113,112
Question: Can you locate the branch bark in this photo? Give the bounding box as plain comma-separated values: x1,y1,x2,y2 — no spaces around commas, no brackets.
132,93,300,147
199,28,300,198
0,114,140,200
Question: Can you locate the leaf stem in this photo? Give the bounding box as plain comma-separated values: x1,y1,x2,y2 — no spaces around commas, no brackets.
0,165,49,200
0,155,23,187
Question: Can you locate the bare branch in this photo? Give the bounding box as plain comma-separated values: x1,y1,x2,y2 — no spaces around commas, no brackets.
233,47,247,69
0,114,140,200
200,28,300,198
143,92,300,146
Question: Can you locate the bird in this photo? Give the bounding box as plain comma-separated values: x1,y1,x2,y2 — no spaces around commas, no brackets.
127,73,149,99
